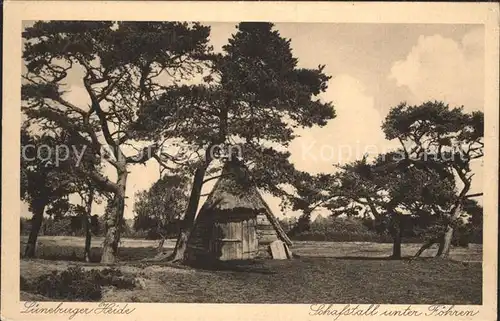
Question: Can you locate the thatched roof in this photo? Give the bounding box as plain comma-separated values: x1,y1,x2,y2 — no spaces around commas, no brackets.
199,160,293,246
203,162,262,211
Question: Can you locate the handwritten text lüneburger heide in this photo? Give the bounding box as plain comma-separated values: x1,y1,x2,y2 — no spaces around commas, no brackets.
309,304,479,320
21,301,135,319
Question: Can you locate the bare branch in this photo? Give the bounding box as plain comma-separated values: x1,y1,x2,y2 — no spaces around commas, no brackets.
97,72,127,102
82,74,122,159
465,193,483,198
202,174,224,185
153,154,177,172
126,144,159,164
51,96,88,115
84,169,119,194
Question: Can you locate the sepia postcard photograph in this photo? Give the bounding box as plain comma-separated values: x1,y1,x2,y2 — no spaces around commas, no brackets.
2,2,499,321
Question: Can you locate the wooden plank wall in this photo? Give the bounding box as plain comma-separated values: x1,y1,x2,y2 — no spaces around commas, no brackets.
242,217,258,259
255,213,279,258
256,213,279,245
189,210,280,261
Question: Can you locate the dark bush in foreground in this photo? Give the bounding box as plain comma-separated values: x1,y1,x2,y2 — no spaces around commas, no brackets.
21,267,136,301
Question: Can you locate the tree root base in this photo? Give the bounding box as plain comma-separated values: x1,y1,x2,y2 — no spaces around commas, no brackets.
142,252,184,264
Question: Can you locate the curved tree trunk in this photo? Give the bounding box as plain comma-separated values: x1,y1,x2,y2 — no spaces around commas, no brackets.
436,167,471,258
157,237,166,253
24,199,47,258
437,202,464,258
414,239,435,257
169,164,209,263
101,168,127,264
414,234,443,257
414,209,463,259
439,224,456,258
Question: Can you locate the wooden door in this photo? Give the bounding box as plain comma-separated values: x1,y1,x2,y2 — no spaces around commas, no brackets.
241,217,258,259
211,218,258,260
212,221,243,260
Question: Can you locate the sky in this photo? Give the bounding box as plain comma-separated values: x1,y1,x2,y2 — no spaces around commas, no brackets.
21,22,485,220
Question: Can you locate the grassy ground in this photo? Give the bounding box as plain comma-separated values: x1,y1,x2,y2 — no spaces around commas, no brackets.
21,236,483,261
20,236,482,304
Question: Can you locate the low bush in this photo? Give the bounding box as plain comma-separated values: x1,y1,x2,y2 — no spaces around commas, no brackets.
88,268,136,290
20,276,32,291
21,266,136,301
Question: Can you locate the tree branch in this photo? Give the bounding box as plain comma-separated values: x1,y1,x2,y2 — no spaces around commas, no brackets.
126,144,159,164
82,75,123,161
465,193,483,198
153,154,177,172
76,167,119,194
97,72,127,103
51,96,88,115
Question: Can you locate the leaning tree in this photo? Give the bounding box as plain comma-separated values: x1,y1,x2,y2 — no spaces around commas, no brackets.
289,152,458,259
134,22,336,262
21,21,212,263
335,154,458,259
382,101,484,257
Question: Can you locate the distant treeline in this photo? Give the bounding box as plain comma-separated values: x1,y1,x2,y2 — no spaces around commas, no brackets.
279,216,482,246
20,214,481,246
20,216,138,238
20,216,180,239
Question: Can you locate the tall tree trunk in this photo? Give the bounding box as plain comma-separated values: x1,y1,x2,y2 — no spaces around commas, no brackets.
83,188,94,262
101,168,127,264
169,113,225,263
390,214,403,259
24,199,47,258
169,164,209,262
84,216,92,262
436,236,446,256
392,236,402,259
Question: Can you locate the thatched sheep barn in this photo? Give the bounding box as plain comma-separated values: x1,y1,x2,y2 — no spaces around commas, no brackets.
186,160,293,262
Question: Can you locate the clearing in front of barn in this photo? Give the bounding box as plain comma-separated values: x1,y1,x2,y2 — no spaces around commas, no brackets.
20,237,482,304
